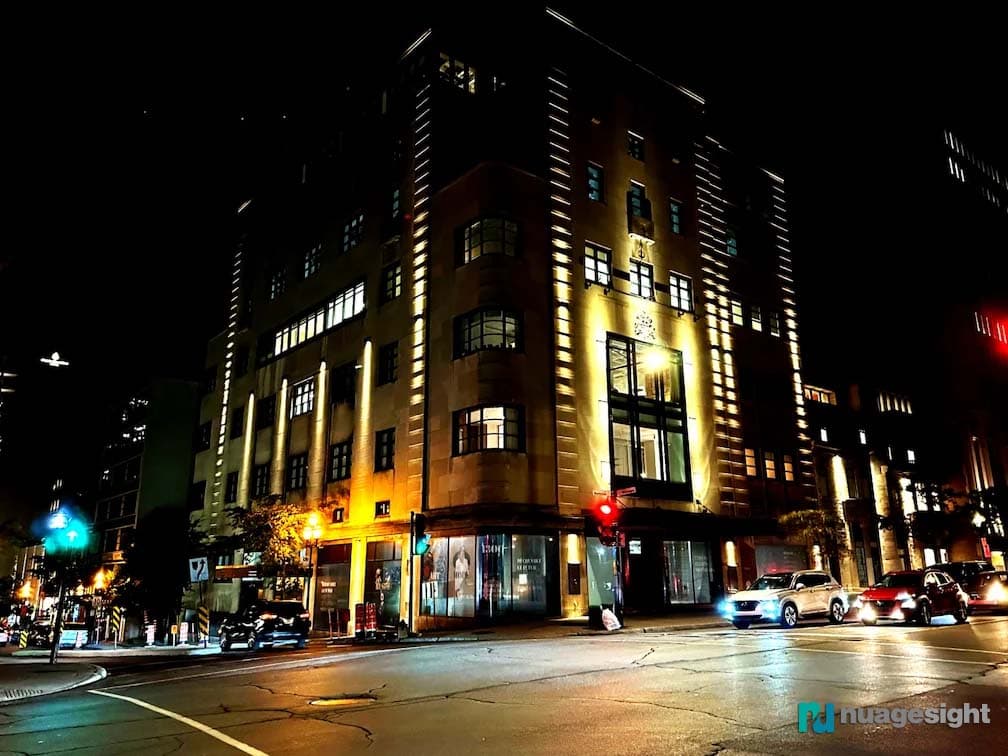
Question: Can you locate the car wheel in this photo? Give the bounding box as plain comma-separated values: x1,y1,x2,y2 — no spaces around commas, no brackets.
780,603,799,629
296,639,308,649
917,602,932,626
955,602,969,624
731,621,750,630
220,633,231,651
250,635,261,651
828,599,845,624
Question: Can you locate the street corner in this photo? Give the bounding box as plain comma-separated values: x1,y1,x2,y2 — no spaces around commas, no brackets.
0,662,107,704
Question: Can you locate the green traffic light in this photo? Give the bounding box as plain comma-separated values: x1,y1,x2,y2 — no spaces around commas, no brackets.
415,534,431,555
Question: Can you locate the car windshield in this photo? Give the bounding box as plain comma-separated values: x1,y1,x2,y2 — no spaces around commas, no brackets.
748,573,794,590
266,602,306,618
874,573,921,588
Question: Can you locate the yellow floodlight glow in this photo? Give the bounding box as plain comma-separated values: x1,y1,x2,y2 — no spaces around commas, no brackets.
642,346,671,374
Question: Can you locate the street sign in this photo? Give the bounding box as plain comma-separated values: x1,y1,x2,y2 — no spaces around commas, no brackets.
615,487,637,497
189,556,209,583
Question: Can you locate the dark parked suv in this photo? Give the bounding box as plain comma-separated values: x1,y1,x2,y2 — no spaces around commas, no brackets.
928,561,995,607
219,600,311,651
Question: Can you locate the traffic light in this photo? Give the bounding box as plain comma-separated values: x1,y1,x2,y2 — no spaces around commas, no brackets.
593,496,619,546
41,508,91,554
414,513,431,555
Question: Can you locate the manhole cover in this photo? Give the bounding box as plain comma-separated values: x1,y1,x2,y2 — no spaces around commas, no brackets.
309,694,377,707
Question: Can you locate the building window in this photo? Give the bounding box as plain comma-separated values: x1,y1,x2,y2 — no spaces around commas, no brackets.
627,131,645,160
726,229,738,256
375,428,395,471
303,243,322,278
587,163,604,202
859,429,867,445
629,260,654,299
745,448,758,477
375,500,391,518
235,345,250,377
203,367,218,394
730,299,743,325
439,52,476,93
268,268,286,300
252,463,270,499
628,181,648,218
764,451,777,480
330,439,352,482
783,454,795,482
287,453,308,491
380,262,402,304
820,427,829,443
256,394,276,429
196,422,212,451
188,481,206,512
877,392,912,415
224,471,239,504
454,406,524,455
804,386,837,405
331,507,345,524
769,312,781,338
331,362,357,407
377,341,399,385
607,337,690,492
907,449,916,464
343,212,364,252
289,379,315,418
669,272,693,312
460,217,518,263
584,242,612,287
230,406,244,439
267,281,365,360
669,199,682,234
454,308,521,357
391,188,400,219
750,305,762,332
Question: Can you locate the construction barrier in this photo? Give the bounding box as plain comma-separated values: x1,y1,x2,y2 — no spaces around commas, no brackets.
198,606,209,646
110,607,123,645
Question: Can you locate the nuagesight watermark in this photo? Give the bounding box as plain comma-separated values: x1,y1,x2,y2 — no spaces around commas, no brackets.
798,701,991,733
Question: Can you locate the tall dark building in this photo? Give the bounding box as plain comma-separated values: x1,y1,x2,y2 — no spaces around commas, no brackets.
188,10,829,628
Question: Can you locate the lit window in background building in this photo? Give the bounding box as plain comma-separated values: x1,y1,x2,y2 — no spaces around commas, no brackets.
269,281,365,359
627,130,645,160
726,229,738,256
289,379,315,418
628,181,647,217
783,454,795,482
461,217,518,263
877,391,912,414
745,448,758,477
730,298,743,325
803,386,837,405
455,308,521,357
769,311,781,337
584,242,612,286
764,451,777,479
587,163,604,202
669,198,682,234
343,212,364,251
859,429,867,445
907,449,916,464
750,305,762,332
268,268,286,301
439,52,477,93
454,406,523,454
669,272,693,312
303,243,322,278
820,427,829,443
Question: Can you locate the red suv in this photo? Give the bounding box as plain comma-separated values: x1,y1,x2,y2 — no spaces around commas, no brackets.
854,570,969,626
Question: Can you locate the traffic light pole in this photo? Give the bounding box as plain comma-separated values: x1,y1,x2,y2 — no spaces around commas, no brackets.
48,563,67,665
613,528,624,626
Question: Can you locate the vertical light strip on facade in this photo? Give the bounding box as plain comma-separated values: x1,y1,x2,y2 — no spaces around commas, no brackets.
210,241,244,530
768,177,816,499
693,138,747,512
407,80,432,511
546,66,579,509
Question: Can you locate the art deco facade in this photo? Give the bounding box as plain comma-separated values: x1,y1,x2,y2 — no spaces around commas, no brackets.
188,10,819,629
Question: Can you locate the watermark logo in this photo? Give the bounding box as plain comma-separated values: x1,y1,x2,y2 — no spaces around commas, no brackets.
798,701,991,733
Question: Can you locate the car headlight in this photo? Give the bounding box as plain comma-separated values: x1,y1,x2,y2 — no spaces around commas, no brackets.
895,591,917,609
757,599,780,615
717,599,733,616
859,603,877,619
852,596,863,608
988,582,1006,601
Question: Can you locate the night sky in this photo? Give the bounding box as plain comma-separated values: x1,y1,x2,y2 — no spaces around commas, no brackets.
1,8,1004,530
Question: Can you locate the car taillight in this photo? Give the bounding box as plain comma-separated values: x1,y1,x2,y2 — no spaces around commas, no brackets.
299,612,310,619
259,612,276,620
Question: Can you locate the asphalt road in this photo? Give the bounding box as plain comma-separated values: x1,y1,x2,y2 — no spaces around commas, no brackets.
2,614,1007,755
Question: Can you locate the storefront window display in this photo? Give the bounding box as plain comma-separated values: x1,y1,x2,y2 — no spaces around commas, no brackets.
420,536,476,618
315,543,352,633
364,540,402,627
663,540,714,604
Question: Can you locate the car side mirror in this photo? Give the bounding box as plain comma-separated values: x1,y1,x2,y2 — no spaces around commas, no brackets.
795,583,806,591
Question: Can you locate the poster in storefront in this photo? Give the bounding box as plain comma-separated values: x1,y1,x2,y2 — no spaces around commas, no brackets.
450,537,476,616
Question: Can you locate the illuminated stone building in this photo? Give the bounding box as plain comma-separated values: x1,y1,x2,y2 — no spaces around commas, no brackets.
188,10,821,628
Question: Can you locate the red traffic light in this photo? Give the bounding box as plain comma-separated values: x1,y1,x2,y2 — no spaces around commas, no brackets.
593,497,619,527
598,502,613,517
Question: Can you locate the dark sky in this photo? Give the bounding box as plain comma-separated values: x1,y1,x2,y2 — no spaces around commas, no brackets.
1,7,1004,525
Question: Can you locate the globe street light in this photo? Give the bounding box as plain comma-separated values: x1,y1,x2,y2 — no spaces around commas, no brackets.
302,512,324,621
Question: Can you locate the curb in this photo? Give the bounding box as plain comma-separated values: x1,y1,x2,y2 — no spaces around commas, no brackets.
577,620,729,636
13,646,221,658
0,664,107,705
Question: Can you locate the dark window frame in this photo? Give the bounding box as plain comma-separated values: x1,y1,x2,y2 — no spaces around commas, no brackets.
454,307,522,358
458,217,519,265
377,341,399,386
668,271,693,312
224,471,239,503
380,261,403,304
453,405,525,456
230,405,245,439
669,198,683,234
627,131,645,161
329,438,353,482
287,453,309,491
252,463,270,499
584,242,612,287
343,212,365,252
375,427,396,471
629,260,654,299
587,163,605,202
256,394,277,429
375,500,391,518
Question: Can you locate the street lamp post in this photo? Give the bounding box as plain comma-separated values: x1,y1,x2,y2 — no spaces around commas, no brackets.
301,512,323,623
42,507,90,664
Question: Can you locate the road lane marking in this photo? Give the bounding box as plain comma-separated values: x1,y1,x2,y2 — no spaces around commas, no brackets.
90,689,269,756
100,646,411,690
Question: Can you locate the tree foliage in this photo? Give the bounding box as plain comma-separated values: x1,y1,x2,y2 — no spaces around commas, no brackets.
779,507,849,555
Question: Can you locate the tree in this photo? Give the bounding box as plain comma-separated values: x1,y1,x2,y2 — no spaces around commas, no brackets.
779,507,849,577
112,507,202,629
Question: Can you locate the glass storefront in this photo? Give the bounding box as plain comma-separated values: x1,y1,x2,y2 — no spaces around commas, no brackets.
586,537,617,607
314,543,351,634
663,540,714,604
420,533,550,620
364,540,402,628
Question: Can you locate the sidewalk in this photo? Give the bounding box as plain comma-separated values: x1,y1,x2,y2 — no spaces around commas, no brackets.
0,662,106,704
12,643,221,658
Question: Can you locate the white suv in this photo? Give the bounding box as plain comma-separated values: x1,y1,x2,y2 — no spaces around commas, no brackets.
720,570,849,629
